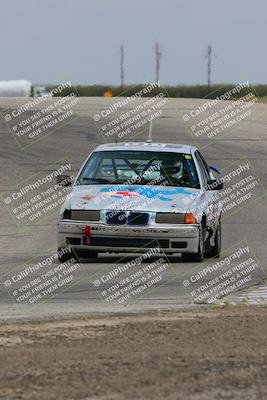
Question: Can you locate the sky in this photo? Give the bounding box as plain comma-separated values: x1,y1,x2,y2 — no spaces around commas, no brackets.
0,0,266,86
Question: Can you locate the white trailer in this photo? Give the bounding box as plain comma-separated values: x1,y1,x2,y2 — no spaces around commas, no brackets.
0,80,32,97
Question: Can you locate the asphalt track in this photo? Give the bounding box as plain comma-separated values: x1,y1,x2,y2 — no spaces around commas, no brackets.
0,96,266,320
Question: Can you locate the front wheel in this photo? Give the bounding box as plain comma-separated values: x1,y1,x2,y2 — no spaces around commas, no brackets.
182,227,205,263
58,248,78,263
206,220,221,258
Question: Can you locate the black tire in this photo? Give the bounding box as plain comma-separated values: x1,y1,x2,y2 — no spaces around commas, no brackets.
182,226,205,263
58,248,77,263
206,220,221,258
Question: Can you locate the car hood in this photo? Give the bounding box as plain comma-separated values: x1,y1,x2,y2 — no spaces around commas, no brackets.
66,185,201,213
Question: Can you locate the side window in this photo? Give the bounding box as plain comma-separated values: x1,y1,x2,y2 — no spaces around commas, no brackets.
195,151,209,186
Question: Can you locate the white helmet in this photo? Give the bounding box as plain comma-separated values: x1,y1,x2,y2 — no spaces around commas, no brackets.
161,159,183,180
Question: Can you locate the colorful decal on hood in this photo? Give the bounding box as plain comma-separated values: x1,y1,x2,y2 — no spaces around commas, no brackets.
81,195,94,201
100,186,196,201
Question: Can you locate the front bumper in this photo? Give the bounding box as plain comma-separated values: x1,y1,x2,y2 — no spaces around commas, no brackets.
58,220,200,254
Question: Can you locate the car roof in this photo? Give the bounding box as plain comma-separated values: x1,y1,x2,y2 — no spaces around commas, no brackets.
94,142,197,154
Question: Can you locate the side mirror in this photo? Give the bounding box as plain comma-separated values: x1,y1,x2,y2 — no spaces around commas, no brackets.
56,175,73,187
205,179,224,191
209,165,221,174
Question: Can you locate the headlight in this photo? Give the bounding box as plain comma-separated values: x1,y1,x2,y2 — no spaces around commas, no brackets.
155,213,185,224
61,210,100,221
72,210,100,221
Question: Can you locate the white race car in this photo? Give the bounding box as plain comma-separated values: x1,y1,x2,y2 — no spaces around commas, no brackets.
57,142,223,262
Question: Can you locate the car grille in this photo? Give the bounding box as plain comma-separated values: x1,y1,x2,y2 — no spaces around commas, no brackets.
88,237,169,248
66,236,188,250
71,210,100,221
105,211,127,225
127,212,149,226
105,211,149,226
66,237,81,245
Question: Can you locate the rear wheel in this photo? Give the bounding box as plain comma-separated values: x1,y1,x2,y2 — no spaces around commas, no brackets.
182,226,205,263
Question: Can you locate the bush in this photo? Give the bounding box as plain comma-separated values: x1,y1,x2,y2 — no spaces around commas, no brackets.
45,83,267,99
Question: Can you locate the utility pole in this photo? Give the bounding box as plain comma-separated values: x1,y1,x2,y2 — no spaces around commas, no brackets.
155,42,162,83
120,44,124,89
206,44,212,89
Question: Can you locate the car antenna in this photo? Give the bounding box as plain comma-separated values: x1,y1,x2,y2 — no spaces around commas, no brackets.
146,119,154,143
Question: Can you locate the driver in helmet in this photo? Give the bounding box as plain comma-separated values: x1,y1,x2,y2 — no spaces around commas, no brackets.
160,159,187,185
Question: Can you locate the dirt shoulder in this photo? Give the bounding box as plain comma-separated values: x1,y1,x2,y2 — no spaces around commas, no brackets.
0,306,267,400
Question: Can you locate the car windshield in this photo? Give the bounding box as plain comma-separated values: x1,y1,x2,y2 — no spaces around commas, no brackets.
77,150,200,188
